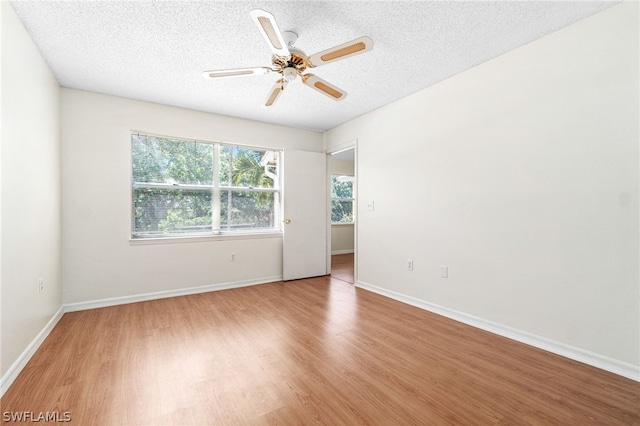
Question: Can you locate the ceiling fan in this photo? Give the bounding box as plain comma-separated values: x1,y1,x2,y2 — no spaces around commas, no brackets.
202,9,374,106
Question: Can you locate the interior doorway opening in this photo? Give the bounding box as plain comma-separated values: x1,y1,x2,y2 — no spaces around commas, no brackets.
329,147,355,284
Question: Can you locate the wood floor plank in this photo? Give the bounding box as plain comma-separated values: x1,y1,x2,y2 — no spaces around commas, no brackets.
331,253,354,284
2,274,638,425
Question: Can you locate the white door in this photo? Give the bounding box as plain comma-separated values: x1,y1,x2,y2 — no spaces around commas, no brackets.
282,150,328,281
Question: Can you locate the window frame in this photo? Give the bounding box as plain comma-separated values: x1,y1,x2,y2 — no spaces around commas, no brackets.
130,132,282,241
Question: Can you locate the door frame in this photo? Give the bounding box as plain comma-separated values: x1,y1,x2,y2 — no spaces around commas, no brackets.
327,139,358,284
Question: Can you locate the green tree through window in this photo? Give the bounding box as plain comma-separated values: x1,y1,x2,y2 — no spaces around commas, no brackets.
132,134,280,238
331,175,354,224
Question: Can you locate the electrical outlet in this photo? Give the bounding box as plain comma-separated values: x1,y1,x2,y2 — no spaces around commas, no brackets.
407,259,414,271
230,253,236,262
38,278,44,293
367,201,375,211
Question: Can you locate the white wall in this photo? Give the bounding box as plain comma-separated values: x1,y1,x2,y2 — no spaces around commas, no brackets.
331,158,355,176
2,0,637,385
61,89,323,304
331,158,355,253
331,225,354,254
326,2,639,372
1,2,62,377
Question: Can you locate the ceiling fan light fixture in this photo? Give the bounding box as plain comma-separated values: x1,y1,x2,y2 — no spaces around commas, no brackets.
283,67,298,81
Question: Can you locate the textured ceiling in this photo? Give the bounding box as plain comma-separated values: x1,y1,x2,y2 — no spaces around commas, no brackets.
10,1,617,132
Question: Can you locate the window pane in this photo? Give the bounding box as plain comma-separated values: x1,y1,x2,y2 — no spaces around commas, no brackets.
331,200,353,223
131,133,282,239
331,175,353,198
331,175,354,224
220,191,276,230
132,134,214,185
133,188,212,236
218,144,231,186
219,145,278,189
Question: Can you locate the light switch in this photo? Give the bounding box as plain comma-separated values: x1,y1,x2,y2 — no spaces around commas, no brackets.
440,265,448,278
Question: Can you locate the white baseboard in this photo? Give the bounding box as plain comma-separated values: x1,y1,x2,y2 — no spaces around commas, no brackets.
331,249,354,255
0,306,65,397
64,276,283,312
356,280,640,382
4,276,636,401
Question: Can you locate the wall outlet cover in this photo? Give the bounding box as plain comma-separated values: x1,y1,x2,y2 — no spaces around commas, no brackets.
440,266,448,278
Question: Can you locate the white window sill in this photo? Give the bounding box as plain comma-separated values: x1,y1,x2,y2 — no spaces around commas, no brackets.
130,231,282,245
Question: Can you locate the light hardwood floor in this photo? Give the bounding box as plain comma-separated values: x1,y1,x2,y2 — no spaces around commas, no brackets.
2,274,638,425
331,253,354,284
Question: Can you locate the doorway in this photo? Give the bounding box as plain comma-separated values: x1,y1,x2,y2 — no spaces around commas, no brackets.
329,147,355,284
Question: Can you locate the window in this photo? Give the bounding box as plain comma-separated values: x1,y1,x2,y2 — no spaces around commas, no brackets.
131,133,280,238
331,175,354,224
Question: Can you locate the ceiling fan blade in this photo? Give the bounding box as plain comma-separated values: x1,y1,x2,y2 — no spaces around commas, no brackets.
302,74,347,101
265,79,288,107
249,9,290,58
308,36,374,67
202,67,271,79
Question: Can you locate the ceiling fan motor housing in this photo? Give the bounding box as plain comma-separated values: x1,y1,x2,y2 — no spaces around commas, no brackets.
272,49,309,78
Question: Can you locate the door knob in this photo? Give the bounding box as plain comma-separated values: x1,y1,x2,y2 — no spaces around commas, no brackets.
284,219,291,224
